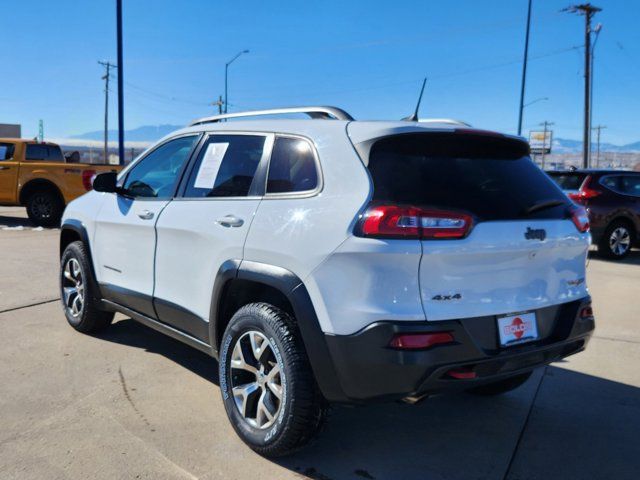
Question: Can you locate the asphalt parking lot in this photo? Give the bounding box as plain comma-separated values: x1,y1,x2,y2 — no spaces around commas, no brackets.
1,205,639,480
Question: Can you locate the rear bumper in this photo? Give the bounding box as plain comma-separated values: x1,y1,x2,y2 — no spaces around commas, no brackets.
323,297,594,403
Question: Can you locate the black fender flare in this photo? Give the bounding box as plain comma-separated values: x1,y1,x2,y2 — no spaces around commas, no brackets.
60,219,102,304
210,259,348,402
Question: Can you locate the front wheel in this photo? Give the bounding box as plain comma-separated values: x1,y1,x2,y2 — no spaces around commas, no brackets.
219,303,327,457
60,241,114,333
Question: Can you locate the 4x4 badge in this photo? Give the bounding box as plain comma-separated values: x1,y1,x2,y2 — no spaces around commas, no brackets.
525,227,546,241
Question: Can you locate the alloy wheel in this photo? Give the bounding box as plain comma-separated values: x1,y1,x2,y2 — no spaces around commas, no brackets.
62,258,84,317
32,194,52,219
609,227,631,256
230,330,283,429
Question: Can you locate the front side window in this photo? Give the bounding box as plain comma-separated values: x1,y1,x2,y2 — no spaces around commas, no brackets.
267,137,318,194
183,135,265,198
122,135,198,198
0,143,15,160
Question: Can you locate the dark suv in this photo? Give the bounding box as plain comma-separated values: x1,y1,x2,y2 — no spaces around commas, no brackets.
547,169,640,259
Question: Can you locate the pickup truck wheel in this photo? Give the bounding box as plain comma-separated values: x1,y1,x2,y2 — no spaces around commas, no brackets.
60,241,114,333
219,303,328,457
26,190,63,227
467,371,533,396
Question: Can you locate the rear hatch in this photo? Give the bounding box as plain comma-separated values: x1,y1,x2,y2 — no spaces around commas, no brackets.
363,131,590,321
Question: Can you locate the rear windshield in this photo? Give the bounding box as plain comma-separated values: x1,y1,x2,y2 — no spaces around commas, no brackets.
546,172,587,190
368,133,569,221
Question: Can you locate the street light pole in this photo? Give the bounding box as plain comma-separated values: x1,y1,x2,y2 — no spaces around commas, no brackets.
523,96,549,109
517,0,533,136
116,0,125,165
224,50,249,114
589,23,602,165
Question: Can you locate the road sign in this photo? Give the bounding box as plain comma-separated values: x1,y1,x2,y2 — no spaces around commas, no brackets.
529,130,553,154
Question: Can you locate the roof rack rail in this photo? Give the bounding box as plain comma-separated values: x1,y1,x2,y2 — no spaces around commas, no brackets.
189,106,354,126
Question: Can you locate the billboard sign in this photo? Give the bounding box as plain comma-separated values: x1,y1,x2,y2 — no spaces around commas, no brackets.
529,130,553,154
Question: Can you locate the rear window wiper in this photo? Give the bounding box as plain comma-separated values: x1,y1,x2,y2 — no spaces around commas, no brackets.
523,199,565,215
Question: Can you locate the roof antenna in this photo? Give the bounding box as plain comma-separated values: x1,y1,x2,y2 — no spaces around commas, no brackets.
403,77,427,121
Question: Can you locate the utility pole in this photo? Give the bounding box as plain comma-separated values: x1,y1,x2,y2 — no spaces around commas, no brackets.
98,60,116,163
211,95,224,115
517,0,533,136
116,0,125,166
592,124,606,167
564,3,602,168
540,120,554,169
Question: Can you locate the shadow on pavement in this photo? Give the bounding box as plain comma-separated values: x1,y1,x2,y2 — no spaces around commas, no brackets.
588,249,640,266
0,214,36,229
99,318,219,385
95,319,640,480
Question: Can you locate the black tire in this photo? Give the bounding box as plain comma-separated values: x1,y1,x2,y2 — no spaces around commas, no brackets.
219,303,327,457
467,371,533,396
26,189,64,227
598,220,635,260
60,241,114,333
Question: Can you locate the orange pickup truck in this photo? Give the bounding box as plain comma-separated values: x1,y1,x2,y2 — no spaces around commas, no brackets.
0,139,122,226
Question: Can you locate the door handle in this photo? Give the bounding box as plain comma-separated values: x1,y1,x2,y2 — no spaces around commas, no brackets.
216,215,244,228
0,166,9,170
138,210,154,220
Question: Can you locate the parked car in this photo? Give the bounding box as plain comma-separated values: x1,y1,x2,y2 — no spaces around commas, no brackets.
547,169,640,259
59,107,594,456
0,139,122,226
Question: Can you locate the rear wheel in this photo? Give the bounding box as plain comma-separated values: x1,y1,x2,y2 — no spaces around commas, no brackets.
598,220,634,259
60,241,114,333
26,190,64,227
219,303,327,457
467,371,532,396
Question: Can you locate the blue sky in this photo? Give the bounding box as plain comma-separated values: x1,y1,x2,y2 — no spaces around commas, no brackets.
2,0,639,144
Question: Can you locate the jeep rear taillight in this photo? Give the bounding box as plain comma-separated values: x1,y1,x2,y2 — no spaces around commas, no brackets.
357,205,473,240
82,170,96,191
570,205,590,233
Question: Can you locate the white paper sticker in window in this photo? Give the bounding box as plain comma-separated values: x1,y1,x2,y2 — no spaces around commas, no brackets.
194,142,229,189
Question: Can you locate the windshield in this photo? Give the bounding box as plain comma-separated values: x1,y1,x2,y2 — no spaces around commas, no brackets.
368,133,569,221
546,172,588,191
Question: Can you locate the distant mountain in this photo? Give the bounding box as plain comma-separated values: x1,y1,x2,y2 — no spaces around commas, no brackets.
71,125,640,153
71,124,182,142
551,138,640,154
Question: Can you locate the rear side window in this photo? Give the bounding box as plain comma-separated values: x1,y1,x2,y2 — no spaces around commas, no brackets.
184,135,265,198
25,144,64,162
368,133,568,221
0,143,15,160
267,137,318,194
547,172,587,190
621,175,640,197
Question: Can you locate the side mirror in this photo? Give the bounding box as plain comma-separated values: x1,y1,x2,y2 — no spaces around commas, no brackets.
92,171,118,193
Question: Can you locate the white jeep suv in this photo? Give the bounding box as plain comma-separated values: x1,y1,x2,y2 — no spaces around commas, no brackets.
59,106,595,456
